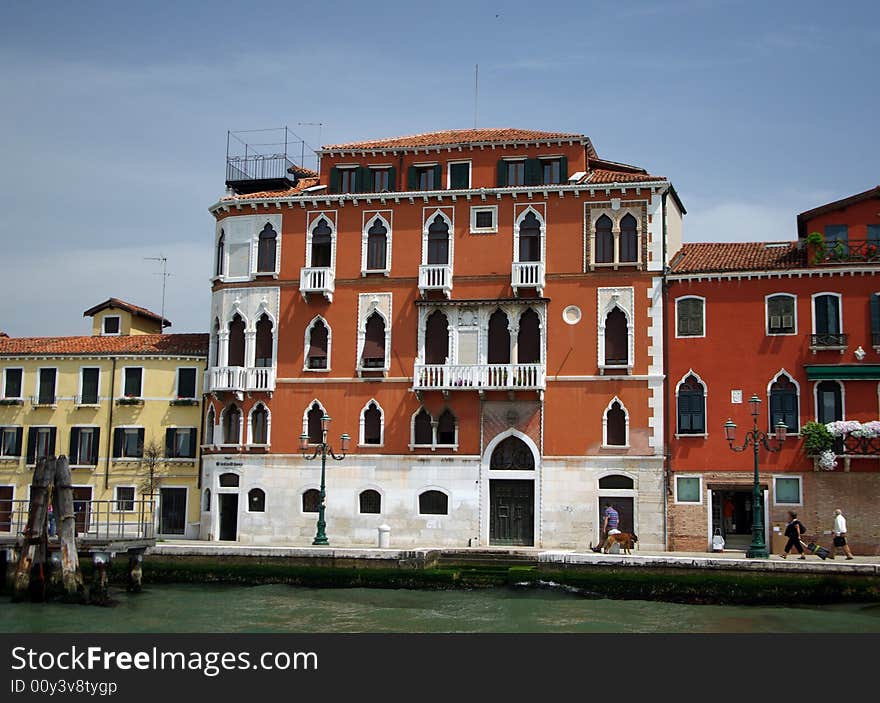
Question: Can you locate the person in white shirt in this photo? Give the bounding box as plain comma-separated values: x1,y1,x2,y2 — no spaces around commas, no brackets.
831,509,854,560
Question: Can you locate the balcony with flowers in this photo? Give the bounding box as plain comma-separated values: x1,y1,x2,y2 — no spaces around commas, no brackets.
801,420,880,470
806,231,880,266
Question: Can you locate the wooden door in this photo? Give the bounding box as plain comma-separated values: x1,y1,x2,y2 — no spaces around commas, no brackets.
598,496,634,534
490,480,534,546
160,487,187,535
73,486,92,534
0,486,12,532
218,493,238,541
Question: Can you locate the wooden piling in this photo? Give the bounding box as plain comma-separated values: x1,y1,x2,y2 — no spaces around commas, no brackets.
127,551,144,593
54,456,84,599
12,457,54,602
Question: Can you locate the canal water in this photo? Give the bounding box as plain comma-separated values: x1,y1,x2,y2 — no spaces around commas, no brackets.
2,584,880,633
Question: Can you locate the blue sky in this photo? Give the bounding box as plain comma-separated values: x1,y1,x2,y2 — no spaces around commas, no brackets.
1,1,878,335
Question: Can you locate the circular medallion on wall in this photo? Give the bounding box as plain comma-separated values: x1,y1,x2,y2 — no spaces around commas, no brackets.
562,305,582,325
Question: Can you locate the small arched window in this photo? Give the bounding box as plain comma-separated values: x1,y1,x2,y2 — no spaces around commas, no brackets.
488,309,511,364
257,223,277,273
227,314,246,367
604,308,629,366
255,314,273,368
437,409,456,445
215,230,225,276
248,488,266,512
219,473,240,487
251,404,268,445
310,218,333,268
203,488,211,511
302,489,321,513
366,218,388,271
677,375,706,435
619,214,638,263
413,408,433,446
599,475,634,490
427,215,449,265
362,402,382,445
595,215,614,264
205,405,215,445
419,490,448,515
359,489,381,514
517,308,541,364
518,211,541,263
307,402,324,444
425,310,449,365
223,405,241,444
361,312,386,368
605,401,627,446
306,318,329,370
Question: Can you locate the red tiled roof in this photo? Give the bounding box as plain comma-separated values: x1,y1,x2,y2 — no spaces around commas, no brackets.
669,242,805,275
0,333,209,357
584,168,666,184
82,298,170,327
220,177,322,202
287,165,319,178
322,128,586,151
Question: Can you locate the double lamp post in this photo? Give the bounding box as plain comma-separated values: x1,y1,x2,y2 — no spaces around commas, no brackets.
724,394,788,559
299,414,349,546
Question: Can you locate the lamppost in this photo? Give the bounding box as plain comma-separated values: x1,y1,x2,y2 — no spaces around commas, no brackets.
299,414,349,546
724,394,788,559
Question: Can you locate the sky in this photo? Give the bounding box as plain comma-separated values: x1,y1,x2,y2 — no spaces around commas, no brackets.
1,1,878,336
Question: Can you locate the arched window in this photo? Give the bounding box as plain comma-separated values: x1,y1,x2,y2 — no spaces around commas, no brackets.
302,489,321,513
257,223,277,273
427,215,449,265
437,409,456,445
677,375,706,435
211,318,220,367
255,314,273,368
361,312,386,368
490,436,535,470
767,294,796,335
203,488,211,511
219,473,240,487
518,211,541,262
517,308,541,364
306,318,329,370
362,401,382,445
425,310,449,365
770,374,798,433
215,230,225,276
413,408,433,446
205,405,215,445
227,314,245,367
223,405,241,444
604,308,629,366
605,400,627,446
595,215,613,264
619,214,638,263
248,488,266,512
599,474,634,489
310,218,332,268
251,404,268,445
488,309,510,364
419,490,448,515
306,402,324,444
816,380,842,424
366,218,388,271
814,294,841,337
359,489,381,514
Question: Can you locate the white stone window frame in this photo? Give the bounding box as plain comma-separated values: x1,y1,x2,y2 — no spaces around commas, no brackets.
358,399,385,448
0,425,22,458
420,207,455,267
210,288,281,372
408,407,459,451
813,379,845,422
214,214,283,284
674,368,708,438
120,366,144,399
34,366,58,405
360,211,392,276
356,293,392,376
357,486,385,516
587,203,644,270
767,369,801,436
772,475,803,506
245,486,268,514
214,227,226,280
447,159,472,190
765,293,798,336
218,403,244,447
246,402,271,448
252,300,279,370
305,211,338,272
303,315,332,373
1,367,24,400
174,366,199,400
674,474,703,505
674,295,706,339
470,205,498,234
253,219,282,278
601,396,630,449
102,315,122,336
597,287,635,375
113,425,145,461
512,204,547,265
417,486,451,516
302,399,328,444
112,485,137,513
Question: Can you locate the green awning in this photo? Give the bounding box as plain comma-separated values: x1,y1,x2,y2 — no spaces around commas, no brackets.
805,364,880,380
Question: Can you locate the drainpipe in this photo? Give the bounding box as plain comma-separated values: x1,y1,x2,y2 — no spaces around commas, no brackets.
104,357,117,490
661,189,670,551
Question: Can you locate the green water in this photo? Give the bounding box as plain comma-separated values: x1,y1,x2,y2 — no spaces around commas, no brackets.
3,584,880,633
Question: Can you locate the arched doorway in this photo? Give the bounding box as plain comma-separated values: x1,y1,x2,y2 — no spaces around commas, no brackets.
488,435,535,546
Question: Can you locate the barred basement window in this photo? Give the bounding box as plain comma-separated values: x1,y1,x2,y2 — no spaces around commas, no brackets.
419,490,448,515
302,489,321,513
359,489,381,514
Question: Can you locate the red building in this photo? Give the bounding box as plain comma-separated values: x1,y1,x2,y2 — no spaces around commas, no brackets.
666,186,880,554
201,128,684,549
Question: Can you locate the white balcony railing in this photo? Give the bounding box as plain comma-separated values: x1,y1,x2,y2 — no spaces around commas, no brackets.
299,266,335,301
413,363,545,391
205,366,276,393
512,261,545,294
418,264,453,296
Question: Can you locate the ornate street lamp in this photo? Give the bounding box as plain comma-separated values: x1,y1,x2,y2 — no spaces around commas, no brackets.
299,414,349,546
724,394,788,558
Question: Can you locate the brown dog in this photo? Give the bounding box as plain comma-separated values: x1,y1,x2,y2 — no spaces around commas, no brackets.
590,532,639,555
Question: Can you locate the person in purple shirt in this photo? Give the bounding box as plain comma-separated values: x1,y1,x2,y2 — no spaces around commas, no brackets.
600,504,621,552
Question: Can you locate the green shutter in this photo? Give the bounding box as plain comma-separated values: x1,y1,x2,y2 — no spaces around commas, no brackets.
358,166,372,193
48,427,56,456
433,164,442,189
13,427,22,456
329,167,339,194
69,427,79,458
90,428,100,465
188,429,198,458
525,158,541,186
559,156,568,183
497,160,507,187
26,428,37,464
388,166,397,192
166,428,175,458
407,166,418,190
136,428,145,457
113,428,123,458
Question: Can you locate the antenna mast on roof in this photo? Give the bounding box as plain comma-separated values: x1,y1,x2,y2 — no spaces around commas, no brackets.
144,255,171,334
474,64,479,129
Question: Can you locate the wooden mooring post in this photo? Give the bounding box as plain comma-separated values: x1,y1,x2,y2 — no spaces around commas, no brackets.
54,456,84,600
12,457,54,602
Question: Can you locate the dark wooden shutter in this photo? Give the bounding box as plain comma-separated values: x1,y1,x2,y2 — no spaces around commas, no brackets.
488,310,511,364
407,166,418,190
26,428,37,464
165,428,175,458
605,308,628,365
496,159,507,187
358,166,372,193
187,428,198,457
437,409,456,445
13,427,22,456
387,166,397,192
525,158,541,186
90,428,99,465
517,309,541,364
329,167,339,194
69,427,80,458
255,316,273,367
432,164,442,189
871,293,880,337
113,428,123,458
559,156,568,182
136,428,144,457
47,427,56,456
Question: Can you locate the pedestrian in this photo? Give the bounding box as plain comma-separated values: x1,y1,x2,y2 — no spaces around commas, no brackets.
830,508,854,560
47,502,56,537
600,503,622,553
780,510,807,559
723,496,735,532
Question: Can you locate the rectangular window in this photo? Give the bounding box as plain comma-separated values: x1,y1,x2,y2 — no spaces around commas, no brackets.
675,476,702,504
102,316,121,335
3,369,23,399
774,477,802,505
37,368,57,405
541,158,562,185
80,368,100,404
506,161,525,186
339,168,358,193
868,225,880,245
115,486,135,512
371,168,390,192
824,224,848,253
114,428,144,459
417,166,436,190
813,294,841,336
676,298,705,337
470,206,497,234
166,427,197,459
177,368,197,399
27,427,56,464
123,368,143,398
70,427,99,466
449,162,470,189
767,295,795,335
0,427,22,457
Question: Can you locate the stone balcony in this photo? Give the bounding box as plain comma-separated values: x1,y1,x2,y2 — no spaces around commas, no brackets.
299,266,335,302
413,363,545,393
205,366,276,394
418,264,452,297
511,261,545,296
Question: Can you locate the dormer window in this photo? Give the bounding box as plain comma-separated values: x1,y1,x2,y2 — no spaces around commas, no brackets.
103,316,121,335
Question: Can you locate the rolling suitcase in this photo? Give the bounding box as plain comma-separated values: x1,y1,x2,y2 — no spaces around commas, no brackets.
802,541,830,560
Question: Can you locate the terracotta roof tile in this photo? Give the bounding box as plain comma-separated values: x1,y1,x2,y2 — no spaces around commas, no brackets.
669,242,805,275
322,128,586,151
0,333,209,357
220,177,323,202
584,168,666,184
82,298,170,327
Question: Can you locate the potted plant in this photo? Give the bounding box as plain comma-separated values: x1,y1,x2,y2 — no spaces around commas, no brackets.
806,231,826,264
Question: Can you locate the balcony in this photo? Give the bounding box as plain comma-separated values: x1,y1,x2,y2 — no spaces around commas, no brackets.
810,333,847,354
205,366,276,394
299,267,335,302
811,239,880,266
512,261,545,296
418,264,452,297
414,363,545,393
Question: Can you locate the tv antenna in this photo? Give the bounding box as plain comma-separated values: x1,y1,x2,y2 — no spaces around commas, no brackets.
297,122,324,166
144,255,172,333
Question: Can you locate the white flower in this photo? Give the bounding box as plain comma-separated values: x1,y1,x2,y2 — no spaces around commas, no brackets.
818,449,838,470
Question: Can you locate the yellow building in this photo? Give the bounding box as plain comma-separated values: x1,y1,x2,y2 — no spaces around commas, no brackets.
0,299,207,538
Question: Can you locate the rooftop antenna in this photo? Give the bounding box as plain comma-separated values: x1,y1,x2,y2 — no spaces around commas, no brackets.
144,255,171,333
298,122,323,169
474,64,479,129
